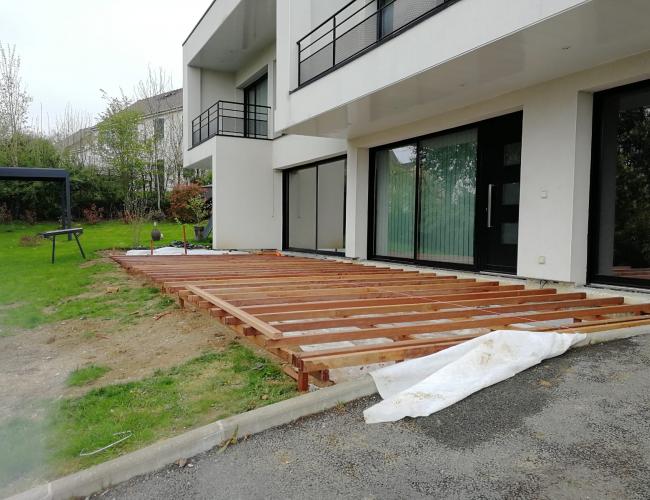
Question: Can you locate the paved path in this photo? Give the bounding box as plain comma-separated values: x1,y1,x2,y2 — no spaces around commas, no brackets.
98,335,650,499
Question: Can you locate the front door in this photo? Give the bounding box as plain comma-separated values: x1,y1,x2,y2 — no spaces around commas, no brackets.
477,112,523,273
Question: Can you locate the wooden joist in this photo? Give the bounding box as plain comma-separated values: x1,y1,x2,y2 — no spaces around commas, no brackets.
111,253,650,391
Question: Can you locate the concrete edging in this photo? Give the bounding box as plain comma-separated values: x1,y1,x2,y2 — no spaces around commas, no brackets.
9,376,377,500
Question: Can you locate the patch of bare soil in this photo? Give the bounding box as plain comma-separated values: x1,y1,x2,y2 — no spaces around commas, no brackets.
0,307,234,422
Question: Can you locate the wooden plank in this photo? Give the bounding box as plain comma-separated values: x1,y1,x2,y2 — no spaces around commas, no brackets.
299,341,464,372
273,296,624,332
185,285,282,339
266,303,650,348
245,290,575,324
237,285,528,314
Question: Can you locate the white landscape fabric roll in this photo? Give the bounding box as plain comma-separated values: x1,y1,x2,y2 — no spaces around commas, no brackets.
364,330,586,424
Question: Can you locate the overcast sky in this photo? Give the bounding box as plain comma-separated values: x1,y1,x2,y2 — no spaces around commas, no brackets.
1,0,213,134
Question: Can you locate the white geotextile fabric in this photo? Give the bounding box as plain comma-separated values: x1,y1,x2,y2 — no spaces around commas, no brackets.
126,247,247,256
363,330,586,424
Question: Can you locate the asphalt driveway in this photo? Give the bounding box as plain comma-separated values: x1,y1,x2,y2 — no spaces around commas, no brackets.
97,334,650,499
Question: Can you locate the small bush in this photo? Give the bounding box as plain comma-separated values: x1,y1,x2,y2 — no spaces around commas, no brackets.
170,183,204,224
150,209,166,222
18,234,43,247
82,204,104,225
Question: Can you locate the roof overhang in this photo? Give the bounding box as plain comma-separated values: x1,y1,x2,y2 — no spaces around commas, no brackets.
184,0,276,72
0,167,69,182
283,0,650,140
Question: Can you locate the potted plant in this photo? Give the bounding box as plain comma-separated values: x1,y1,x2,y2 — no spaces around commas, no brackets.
187,195,210,241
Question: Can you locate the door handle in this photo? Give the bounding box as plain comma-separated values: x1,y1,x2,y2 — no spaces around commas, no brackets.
487,184,494,228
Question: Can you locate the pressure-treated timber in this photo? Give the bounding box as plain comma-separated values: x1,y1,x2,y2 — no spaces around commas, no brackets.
111,253,650,390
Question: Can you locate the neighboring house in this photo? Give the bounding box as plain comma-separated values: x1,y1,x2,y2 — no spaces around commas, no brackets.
61,89,185,188
183,0,650,291
57,125,102,168
130,89,185,187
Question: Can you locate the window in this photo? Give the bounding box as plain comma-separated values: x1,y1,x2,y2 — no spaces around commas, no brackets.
590,80,650,288
284,158,346,254
244,74,269,138
154,118,165,141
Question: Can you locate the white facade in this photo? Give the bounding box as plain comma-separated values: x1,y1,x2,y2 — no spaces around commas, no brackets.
183,0,650,287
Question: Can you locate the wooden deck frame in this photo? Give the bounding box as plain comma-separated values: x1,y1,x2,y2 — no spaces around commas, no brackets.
112,254,650,391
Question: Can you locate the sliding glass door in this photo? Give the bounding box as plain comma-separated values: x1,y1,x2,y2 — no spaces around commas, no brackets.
374,144,417,259
287,167,317,250
370,113,521,271
590,80,650,288
372,129,478,266
418,129,477,265
284,158,346,254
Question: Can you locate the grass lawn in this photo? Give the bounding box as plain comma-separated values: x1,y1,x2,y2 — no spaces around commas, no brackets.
0,220,297,495
51,344,294,474
0,220,185,333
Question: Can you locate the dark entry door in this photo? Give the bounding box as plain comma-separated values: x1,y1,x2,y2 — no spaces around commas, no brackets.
478,112,523,273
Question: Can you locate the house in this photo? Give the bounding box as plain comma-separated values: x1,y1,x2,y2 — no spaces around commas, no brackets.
61,89,185,187
183,0,650,290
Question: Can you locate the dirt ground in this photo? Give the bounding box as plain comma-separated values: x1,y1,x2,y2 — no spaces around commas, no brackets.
0,306,233,422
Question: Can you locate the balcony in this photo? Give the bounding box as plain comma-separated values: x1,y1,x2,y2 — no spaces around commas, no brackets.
297,0,459,87
191,101,271,148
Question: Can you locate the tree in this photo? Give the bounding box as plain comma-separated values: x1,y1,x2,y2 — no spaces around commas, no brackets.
0,43,32,165
135,66,173,210
95,90,149,198
163,111,185,186
52,103,95,168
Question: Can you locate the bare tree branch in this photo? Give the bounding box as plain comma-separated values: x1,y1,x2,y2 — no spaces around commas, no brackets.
0,43,32,164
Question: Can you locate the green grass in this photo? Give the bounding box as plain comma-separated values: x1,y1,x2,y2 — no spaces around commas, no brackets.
49,343,296,474
0,220,185,334
0,220,298,493
66,365,111,387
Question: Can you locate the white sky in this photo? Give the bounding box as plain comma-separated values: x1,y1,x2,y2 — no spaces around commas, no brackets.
0,0,213,133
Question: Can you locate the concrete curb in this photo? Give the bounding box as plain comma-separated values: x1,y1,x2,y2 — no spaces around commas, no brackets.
9,376,377,500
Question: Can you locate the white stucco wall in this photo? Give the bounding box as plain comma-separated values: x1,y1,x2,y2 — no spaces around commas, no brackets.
272,134,347,170
200,70,237,112
210,136,281,249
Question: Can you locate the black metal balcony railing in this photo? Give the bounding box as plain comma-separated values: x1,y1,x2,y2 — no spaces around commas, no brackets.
297,0,457,87
191,101,271,147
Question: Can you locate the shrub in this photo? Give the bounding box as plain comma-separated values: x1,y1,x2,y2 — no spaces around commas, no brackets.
170,183,204,224
186,195,210,226
82,204,104,225
150,209,166,222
